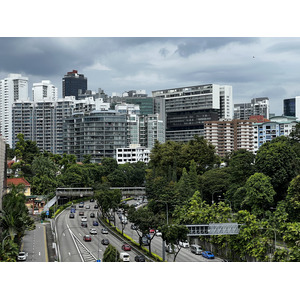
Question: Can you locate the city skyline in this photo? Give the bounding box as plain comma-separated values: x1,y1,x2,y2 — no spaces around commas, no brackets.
1,37,300,115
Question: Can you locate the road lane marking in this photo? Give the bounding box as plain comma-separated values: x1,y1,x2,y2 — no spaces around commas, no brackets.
39,252,41,256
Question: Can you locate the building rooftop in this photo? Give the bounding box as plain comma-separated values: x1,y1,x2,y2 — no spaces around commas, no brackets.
7,177,30,187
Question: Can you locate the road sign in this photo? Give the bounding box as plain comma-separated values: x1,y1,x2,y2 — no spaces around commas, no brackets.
96,259,101,262
46,210,49,216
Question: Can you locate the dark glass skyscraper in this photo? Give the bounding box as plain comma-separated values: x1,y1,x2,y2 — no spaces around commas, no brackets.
62,70,87,99
284,98,296,117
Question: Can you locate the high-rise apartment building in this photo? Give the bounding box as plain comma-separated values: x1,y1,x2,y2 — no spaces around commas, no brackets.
32,80,58,101
283,97,300,120
62,70,87,99
12,97,74,153
234,97,270,120
0,136,6,212
152,84,233,143
63,110,127,163
204,119,254,157
0,74,29,146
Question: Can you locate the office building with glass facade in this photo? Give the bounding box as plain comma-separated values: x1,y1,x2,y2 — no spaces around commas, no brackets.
152,84,233,143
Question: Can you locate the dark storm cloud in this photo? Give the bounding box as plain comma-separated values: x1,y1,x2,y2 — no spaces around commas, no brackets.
0,37,95,76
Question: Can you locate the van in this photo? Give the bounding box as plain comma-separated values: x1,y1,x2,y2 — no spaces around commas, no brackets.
190,244,203,255
120,252,130,262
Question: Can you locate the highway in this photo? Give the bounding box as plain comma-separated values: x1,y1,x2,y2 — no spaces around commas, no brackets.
55,201,142,262
113,208,223,262
55,199,223,262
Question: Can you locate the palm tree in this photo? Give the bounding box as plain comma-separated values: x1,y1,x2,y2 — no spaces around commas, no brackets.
0,184,35,259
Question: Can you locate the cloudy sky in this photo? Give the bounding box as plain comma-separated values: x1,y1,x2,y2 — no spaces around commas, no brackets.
1,2,300,117
1,36,300,115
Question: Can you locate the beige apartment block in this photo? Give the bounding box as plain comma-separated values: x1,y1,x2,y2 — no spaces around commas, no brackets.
204,119,254,157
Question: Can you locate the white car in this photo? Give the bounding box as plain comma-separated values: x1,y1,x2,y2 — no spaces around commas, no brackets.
179,240,190,248
89,228,97,235
17,251,27,261
81,217,87,222
156,230,162,236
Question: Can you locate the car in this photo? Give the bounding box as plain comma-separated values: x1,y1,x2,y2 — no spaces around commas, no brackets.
90,199,95,202
109,215,115,221
90,212,95,218
101,239,110,245
85,205,90,209
101,228,108,234
69,213,75,218
93,220,99,226
81,217,87,222
89,228,97,235
79,203,84,208
202,251,215,259
17,251,27,261
122,244,131,251
179,240,190,248
135,255,145,262
81,222,87,228
70,208,76,213
156,230,162,236
94,204,98,209
79,211,84,216
131,224,137,230
149,229,155,234
83,235,92,242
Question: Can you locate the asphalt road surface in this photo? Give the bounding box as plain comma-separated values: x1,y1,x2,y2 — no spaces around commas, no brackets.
21,223,48,262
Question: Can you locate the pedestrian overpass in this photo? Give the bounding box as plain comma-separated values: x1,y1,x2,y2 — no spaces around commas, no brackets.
186,223,241,236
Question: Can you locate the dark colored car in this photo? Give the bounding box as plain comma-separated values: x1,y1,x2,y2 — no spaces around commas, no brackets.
135,255,145,262
90,212,95,218
131,224,137,230
201,251,215,259
94,204,98,209
79,211,84,216
83,235,92,242
81,222,87,228
101,239,110,245
90,199,95,202
70,208,76,213
69,213,75,218
93,220,99,226
122,244,131,251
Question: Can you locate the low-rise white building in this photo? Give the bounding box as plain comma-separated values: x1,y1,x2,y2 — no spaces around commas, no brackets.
116,144,150,164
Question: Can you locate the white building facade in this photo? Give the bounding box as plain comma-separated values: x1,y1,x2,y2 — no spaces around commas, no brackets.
0,74,29,146
116,144,150,164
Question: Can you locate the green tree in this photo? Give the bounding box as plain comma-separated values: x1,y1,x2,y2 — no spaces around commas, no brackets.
0,184,35,256
255,136,300,202
242,173,276,218
102,244,120,262
127,206,163,255
285,175,300,222
160,224,189,262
